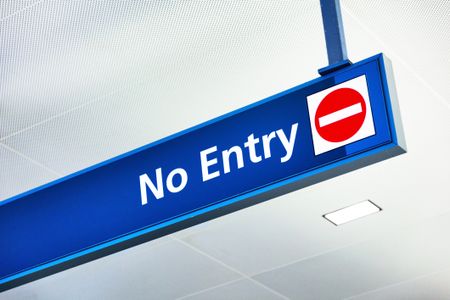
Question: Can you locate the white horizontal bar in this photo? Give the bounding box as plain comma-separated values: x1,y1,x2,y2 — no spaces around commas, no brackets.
318,102,363,127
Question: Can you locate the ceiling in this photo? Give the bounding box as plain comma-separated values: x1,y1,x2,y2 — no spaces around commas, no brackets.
1,1,449,299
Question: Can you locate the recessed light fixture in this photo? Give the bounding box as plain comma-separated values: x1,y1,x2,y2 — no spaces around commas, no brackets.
323,200,381,226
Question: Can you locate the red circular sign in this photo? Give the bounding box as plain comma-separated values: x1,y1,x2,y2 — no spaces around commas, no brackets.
314,88,366,142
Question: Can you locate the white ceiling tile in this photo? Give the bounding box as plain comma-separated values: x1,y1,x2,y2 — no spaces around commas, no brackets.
253,212,450,300
178,187,367,276
1,1,154,137
342,0,450,103
0,238,240,300
0,0,38,20
1,1,325,176
181,279,285,300
0,144,58,201
349,267,450,300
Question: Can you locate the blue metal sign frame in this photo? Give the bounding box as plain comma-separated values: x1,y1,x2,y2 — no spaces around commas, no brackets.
0,54,405,291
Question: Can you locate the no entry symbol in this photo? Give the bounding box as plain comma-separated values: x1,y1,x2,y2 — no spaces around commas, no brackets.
307,75,376,155
314,88,366,143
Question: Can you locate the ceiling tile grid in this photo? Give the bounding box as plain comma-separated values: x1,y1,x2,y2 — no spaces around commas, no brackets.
252,211,450,300
0,237,241,300
348,266,450,300
0,143,59,200
179,278,284,300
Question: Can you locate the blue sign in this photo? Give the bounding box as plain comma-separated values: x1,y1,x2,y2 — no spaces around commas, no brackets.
0,54,405,291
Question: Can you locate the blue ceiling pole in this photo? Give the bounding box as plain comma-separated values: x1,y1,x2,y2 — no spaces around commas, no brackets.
318,0,352,75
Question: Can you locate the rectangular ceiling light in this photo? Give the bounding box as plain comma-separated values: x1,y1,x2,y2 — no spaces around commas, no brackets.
323,200,381,226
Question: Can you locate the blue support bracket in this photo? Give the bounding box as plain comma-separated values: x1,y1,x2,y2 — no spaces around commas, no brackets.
319,0,352,75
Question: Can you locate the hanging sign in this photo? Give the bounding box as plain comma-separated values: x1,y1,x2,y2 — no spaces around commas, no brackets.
0,54,405,291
